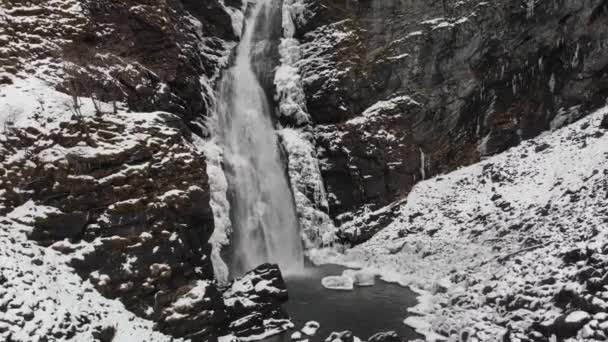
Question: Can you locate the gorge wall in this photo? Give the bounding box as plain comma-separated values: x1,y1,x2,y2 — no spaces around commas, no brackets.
290,0,608,243
2,0,608,341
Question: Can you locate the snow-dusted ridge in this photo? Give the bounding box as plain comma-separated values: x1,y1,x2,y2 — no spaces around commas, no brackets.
312,105,608,341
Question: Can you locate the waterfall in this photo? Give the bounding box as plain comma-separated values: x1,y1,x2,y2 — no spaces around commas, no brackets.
214,0,304,276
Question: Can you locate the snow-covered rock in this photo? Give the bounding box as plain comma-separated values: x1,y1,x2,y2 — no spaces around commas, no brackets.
301,321,321,336
321,275,355,291
566,311,592,325
0,219,179,342
342,269,376,287
223,264,292,338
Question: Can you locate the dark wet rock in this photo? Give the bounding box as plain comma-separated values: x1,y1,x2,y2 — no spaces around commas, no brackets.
223,264,291,338
28,211,88,246
229,312,266,337
600,113,608,129
562,247,591,264
91,325,116,342
315,97,423,218
155,281,227,340
534,143,552,153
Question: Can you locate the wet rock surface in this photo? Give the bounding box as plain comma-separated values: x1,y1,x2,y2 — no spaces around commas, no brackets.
223,264,291,338
294,0,608,241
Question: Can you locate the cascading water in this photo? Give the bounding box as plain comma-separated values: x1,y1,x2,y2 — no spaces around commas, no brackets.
214,0,304,276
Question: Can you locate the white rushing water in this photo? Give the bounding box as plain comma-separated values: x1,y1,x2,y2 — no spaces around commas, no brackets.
214,0,304,276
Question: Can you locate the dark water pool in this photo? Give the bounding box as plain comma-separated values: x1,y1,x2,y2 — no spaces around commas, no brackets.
265,264,420,342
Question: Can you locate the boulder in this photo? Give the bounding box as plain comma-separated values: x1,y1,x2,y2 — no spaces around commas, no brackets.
223,264,291,338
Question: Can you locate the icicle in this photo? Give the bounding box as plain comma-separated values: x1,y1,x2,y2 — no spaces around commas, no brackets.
419,148,426,180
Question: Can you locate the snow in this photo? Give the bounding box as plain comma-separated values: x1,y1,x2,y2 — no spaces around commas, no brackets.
566,311,591,324
0,76,113,134
342,269,376,287
198,137,232,285
274,0,311,124
170,281,209,312
274,42,310,124
321,275,355,291
7,200,61,227
314,105,608,340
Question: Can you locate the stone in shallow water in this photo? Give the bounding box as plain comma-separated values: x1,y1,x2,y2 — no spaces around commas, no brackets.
321,275,354,291
301,321,321,336
324,331,361,342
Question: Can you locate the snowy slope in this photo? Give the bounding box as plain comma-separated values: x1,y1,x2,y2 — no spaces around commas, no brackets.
0,218,179,342
313,106,608,341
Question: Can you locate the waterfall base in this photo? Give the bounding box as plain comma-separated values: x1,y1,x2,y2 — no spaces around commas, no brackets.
262,264,420,342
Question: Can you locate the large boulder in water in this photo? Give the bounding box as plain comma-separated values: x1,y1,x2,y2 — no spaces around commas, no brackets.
223,264,292,338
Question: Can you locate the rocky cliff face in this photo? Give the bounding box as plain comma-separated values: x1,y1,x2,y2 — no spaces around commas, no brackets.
291,0,608,242
0,0,249,340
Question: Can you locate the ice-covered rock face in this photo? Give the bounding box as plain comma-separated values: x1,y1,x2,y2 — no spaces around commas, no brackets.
291,0,608,237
